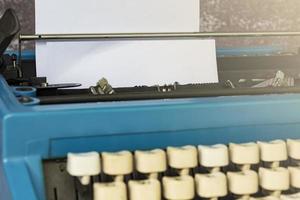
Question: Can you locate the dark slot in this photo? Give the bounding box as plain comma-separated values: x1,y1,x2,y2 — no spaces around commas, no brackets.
43,159,78,200
53,188,58,200
75,189,79,200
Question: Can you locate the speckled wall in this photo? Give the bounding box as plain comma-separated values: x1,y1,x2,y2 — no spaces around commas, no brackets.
201,0,300,51
1,0,300,51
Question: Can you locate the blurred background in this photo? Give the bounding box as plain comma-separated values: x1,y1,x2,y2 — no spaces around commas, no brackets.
1,0,300,52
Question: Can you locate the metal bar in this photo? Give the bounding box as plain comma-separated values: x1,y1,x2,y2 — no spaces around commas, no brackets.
18,35,22,75
39,86,300,105
19,31,300,41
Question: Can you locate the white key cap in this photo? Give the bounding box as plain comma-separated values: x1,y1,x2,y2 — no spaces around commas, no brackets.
287,139,300,160
94,182,127,200
167,146,197,169
289,167,300,189
253,197,281,200
198,144,229,168
129,179,161,200
195,172,228,198
265,198,280,200
102,151,133,176
259,167,290,191
257,140,288,162
135,149,167,174
67,152,101,185
163,176,195,200
227,170,259,195
229,143,260,165
281,193,300,200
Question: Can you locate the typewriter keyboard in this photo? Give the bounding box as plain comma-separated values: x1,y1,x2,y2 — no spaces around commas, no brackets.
43,139,300,200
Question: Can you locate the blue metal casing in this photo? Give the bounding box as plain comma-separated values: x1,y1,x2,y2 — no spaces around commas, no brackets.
0,48,300,200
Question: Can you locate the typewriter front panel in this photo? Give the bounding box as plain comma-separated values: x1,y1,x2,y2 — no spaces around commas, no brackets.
2,79,300,200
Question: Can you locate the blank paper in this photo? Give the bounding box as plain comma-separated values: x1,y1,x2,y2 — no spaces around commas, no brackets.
35,0,218,88
35,0,200,34
36,39,218,87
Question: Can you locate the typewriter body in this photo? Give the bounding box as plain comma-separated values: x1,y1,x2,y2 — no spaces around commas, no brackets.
1,9,300,200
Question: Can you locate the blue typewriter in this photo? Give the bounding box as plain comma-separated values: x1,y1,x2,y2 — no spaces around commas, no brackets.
1,9,300,200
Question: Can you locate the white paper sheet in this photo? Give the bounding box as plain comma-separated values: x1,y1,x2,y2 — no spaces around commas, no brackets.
36,0,200,34
35,0,218,87
36,39,218,87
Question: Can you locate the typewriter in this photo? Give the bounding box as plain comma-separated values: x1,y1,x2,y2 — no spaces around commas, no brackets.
1,8,300,200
